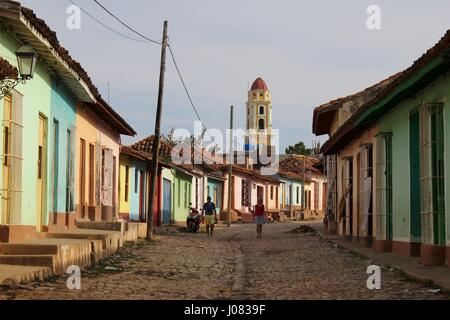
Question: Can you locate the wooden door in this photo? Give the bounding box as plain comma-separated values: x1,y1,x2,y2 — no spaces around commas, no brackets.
139,170,145,221
80,139,86,217
36,115,46,232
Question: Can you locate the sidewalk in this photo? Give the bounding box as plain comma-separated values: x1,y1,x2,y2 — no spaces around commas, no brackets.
309,222,450,292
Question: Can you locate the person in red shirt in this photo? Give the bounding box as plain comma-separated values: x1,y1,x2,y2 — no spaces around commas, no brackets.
253,198,267,239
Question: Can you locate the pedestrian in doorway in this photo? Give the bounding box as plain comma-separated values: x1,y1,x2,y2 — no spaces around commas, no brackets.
202,196,217,237
254,199,267,239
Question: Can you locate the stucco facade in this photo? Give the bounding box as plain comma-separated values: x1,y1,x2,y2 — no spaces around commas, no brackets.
75,103,121,223
0,26,52,241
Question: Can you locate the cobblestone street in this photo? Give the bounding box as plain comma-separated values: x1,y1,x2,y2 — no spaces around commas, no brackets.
1,222,449,300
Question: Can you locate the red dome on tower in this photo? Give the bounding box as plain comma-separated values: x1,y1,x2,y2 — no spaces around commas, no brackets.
250,77,268,91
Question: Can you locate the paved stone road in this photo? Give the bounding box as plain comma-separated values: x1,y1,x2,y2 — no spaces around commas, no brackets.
1,222,449,300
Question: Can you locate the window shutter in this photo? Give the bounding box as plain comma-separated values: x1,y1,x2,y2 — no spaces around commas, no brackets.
101,148,113,206
68,124,76,212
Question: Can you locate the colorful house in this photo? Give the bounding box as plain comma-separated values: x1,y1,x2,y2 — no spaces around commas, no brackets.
118,147,149,222
173,167,194,224
313,30,450,268
278,155,326,220
278,172,304,219
222,164,280,222
129,135,173,227
0,2,135,243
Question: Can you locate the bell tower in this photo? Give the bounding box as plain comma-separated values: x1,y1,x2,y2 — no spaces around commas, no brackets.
245,77,272,150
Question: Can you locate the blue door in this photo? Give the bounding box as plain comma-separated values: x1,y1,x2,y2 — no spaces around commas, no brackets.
163,179,172,225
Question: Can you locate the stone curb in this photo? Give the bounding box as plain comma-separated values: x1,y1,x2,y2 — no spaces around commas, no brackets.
311,224,450,294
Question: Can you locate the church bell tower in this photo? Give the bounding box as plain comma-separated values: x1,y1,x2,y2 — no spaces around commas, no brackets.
245,77,273,151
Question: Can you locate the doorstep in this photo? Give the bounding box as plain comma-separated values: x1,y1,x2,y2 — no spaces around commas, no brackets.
0,264,52,284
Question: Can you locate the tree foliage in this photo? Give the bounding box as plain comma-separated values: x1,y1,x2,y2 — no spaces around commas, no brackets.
285,141,313,156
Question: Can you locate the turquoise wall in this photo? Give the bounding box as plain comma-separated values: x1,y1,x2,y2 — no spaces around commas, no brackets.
207,178,223,212
0,28,52,227
49,80,76,214
378,73,450,244
280,178,303,206
129,160,147,221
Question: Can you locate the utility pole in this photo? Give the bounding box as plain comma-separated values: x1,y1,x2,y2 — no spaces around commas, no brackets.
147,20,168,241
227,105,234,227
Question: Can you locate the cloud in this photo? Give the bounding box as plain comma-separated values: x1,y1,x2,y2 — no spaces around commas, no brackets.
21,0,450,150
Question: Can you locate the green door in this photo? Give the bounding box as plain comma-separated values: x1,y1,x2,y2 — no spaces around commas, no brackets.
409,112,421,239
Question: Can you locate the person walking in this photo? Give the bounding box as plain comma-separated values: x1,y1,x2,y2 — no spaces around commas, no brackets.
254,199,267,239
202,196,217,237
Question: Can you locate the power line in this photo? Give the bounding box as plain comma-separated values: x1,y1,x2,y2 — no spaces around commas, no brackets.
93,0,161,45
68,0,149,43
167,41,218,148
76,0,217,149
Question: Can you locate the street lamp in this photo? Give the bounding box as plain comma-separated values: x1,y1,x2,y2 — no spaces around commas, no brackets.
16,44,38,80
0,44,38,101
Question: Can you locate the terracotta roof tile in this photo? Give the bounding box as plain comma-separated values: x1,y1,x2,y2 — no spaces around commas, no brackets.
0,1,136,136
0,57,18,80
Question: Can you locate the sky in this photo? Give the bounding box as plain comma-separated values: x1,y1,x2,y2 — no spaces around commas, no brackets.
20,0,450,152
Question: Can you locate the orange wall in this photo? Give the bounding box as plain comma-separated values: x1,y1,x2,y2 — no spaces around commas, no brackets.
75,103,121,212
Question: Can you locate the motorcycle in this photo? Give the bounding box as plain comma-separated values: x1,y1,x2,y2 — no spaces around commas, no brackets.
186,206,201,233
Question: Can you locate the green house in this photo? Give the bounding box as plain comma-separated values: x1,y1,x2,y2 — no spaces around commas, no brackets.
318,30,450,267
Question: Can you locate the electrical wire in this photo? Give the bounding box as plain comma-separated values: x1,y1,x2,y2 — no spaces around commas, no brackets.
73,0,218,150
93,0,161,45
167,41,218,149
68,0,149,43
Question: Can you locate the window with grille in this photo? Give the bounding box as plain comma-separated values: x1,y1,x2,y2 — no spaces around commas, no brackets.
325,155,337,220
419,103,445,245
360,144,373,236
2,93,23,224
375,133,393,240
241,179,248,207
344,157,353,235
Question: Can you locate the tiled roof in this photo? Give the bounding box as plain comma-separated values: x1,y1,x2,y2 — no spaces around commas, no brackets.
319,29,450,155
0,57,18,80
0,1,136,136
312,72,402,135
131,135,173,160
279,155,324,176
